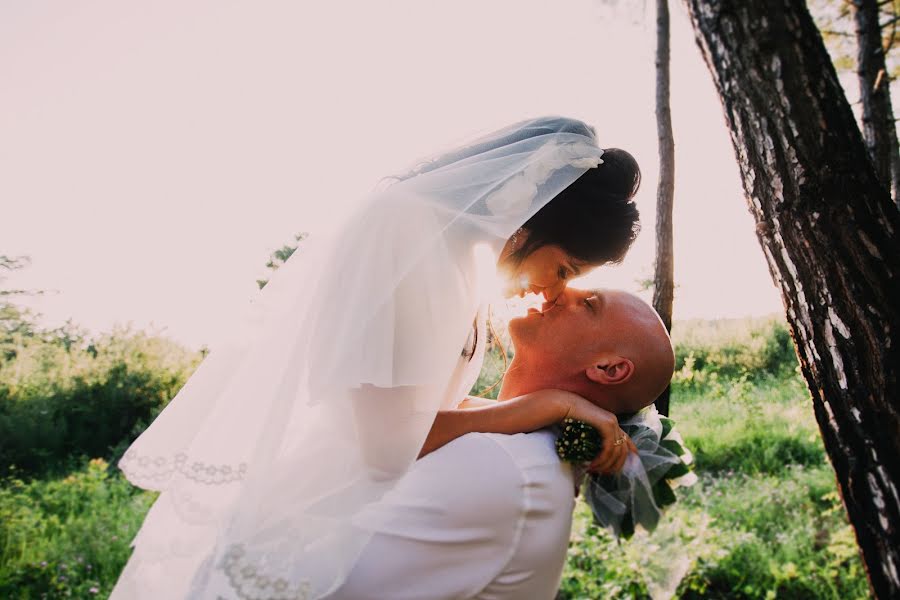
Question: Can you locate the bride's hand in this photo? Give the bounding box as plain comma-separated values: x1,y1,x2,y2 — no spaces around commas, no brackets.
563,395,638,475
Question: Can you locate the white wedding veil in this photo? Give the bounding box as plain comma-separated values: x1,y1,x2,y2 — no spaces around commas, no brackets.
112,116,607,599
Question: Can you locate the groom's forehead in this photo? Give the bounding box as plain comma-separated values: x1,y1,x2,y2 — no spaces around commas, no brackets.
580,289,647,328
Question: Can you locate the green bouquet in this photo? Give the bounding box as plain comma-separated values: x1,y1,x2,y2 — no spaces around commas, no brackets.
555,412,696,539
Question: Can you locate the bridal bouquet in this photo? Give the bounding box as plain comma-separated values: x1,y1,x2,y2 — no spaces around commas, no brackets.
556,408,696,539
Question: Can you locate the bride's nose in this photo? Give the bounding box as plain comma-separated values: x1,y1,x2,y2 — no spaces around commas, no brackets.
542,280,568,303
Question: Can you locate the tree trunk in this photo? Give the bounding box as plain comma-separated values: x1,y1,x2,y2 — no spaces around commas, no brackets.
851,0,900,206
681,1,900,597
886,87,900,209
653,0,676,417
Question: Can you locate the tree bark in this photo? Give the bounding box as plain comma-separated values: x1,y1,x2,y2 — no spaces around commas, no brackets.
653,0,676,417
681,1,900,597
886,87,900,209
851,0,900,206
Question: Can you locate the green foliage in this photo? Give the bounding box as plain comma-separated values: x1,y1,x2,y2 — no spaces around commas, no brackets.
469,339,511,400
256,232,308,289
672,468,869,599
0,323,201,476
809,0,900,78
0,458,155,598
559,375,869,600
556,418,604,463
671,316,798,383
672,375,826,475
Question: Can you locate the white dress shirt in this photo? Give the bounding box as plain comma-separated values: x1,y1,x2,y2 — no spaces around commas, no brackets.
324,428,575,600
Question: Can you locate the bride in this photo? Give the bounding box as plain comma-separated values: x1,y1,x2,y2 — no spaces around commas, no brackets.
110,116,643,599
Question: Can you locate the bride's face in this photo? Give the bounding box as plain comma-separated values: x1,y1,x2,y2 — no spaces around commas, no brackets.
497,232,594,302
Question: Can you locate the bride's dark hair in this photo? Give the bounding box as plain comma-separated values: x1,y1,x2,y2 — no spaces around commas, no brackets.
508,147,642,267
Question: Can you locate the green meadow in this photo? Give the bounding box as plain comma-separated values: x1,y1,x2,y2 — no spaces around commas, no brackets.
0,313,871,598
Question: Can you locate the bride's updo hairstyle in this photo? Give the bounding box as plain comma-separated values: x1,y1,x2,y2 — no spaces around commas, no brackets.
509,147,642,267
390,116,641,269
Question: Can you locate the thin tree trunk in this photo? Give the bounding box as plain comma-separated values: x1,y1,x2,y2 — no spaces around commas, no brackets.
851,0,900,206
886,85,900,208
681,1,900,597
653,0,675,417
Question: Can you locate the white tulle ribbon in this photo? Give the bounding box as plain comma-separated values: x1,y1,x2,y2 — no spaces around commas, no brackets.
579,405,696,539
486,141,604,218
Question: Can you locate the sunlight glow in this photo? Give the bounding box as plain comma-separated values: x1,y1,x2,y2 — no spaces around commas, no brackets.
1,0,788,350
473,243,504,302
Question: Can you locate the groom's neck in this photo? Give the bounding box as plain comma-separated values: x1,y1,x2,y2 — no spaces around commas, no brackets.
497,356,559,401
499,355,601,405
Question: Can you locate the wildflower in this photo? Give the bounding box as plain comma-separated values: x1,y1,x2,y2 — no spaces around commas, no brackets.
40,561,48,568
89,587,99,594
89,458,108,469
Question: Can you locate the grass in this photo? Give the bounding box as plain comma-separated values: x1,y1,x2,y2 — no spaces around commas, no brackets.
0,459,156,598
673,375,826,475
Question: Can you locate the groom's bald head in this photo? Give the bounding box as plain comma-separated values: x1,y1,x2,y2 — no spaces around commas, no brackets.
502,288,674,413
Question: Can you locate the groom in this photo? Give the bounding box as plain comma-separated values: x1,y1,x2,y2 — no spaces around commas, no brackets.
325,288,674,600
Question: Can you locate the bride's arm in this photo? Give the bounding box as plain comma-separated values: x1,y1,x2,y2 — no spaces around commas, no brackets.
417,389,576,458
455,396,499,409
419,389,637,475
419,390,574,458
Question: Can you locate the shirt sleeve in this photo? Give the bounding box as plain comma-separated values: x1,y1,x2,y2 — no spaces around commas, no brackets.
324,433,526,600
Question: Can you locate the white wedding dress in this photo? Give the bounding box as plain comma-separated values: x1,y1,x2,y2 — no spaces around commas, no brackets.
110,117,607,599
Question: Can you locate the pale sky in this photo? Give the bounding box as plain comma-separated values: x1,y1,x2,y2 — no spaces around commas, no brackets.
1,0,792,350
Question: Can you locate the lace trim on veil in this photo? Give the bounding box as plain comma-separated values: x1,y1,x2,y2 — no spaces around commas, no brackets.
119,449,248,487
220,544,312,600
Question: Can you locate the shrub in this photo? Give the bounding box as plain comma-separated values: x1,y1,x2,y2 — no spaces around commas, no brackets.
0,326,200,476
672,316,798,382
0,458,156,599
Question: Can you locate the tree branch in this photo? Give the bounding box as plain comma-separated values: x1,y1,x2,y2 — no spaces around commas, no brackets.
822,29,855,37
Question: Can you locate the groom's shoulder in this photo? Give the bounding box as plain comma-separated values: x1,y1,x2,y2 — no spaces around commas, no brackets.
476,428,564,469
411,428,569,515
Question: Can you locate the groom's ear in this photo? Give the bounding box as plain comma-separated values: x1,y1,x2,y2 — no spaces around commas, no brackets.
585,357,634,385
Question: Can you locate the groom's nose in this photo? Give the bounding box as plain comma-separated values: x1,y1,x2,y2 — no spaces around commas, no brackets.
549,288,572,306
552,288,583,307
